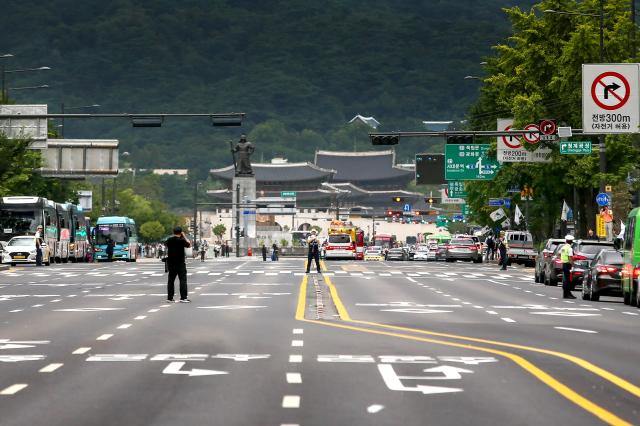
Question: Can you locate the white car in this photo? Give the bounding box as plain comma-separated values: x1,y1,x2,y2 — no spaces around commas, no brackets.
413,245,436,261
2,236,50,266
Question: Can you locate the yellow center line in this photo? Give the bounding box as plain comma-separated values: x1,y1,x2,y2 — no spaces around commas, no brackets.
298,272,635,425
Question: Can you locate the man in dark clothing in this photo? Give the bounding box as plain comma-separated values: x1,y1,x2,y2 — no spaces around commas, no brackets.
261,244,267,261
497,237,508,270
272,243,278,261
165,226,191,303
485,235,495,260
586,229,599,241
305,230,321,273
106,239,114,262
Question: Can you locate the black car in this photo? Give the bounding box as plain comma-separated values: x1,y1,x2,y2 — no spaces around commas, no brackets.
582,249,624,301
386,247,409,261
570,240,615,288
535,238,564,283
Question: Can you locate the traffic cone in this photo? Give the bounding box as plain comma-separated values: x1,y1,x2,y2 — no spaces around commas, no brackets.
247,247,253,257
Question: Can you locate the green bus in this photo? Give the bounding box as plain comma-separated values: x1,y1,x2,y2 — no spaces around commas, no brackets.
621,208,640,306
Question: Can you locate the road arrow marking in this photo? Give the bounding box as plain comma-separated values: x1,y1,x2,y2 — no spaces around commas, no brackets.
162,361,228,377
378,365,463,394
421,366,474,380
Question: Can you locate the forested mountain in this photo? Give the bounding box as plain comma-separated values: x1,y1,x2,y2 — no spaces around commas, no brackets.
2,0,535,174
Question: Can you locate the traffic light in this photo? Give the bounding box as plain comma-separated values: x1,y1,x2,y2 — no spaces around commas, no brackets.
446,135,474,144
392,197,405,203
371,134,400,145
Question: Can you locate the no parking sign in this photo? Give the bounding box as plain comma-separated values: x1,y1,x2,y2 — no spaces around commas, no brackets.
583,64,640,134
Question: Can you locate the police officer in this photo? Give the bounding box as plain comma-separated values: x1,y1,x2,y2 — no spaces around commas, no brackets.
306,230,321,273
560,234,576,299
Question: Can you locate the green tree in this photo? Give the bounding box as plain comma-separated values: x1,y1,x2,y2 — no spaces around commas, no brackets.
466,0,640,239
212,224,227,241
139,220,165,242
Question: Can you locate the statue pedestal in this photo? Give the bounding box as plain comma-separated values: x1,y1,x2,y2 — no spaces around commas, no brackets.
232,176,257,254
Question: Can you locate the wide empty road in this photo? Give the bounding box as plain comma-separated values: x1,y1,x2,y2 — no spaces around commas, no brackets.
0,258,638,425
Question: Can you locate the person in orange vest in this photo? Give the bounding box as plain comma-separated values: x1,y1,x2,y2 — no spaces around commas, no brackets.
601,206,614,242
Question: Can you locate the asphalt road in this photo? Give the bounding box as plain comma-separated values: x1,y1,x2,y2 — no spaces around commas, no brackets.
0,257,638,425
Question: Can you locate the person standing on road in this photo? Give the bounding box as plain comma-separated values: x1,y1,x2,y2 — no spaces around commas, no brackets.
601,206,614,242
305,230,321,273
165,226,191,303
35,225,43,266
261,244,267,261
485,234,495,260
272,242,278,261
497,237,508,270
200,243,206,262
560,235,576,299
106,238,114,262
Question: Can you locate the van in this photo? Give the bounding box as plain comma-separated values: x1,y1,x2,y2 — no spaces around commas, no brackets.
504,231,536,266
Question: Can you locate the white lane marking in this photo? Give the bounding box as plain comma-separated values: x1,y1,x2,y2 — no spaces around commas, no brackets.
554,327,598,334
31,304,44,308
289,355,302,363
473,305,484,309
96,334,113,341
282,395,301,408
601,307,614,311
486,311,498,315
73,347,91,354
291,340,304,347
50,299,62,303
501,317,516,323
535,294,545,297
148,309,159,313
292,329,304,334
0,384,28,395
406,277,416,283
117,324,132,329
9,309,22,313
134,316,147,320
622,312,639,316
286,372,302,384
39,363,63,373
367,404,385,414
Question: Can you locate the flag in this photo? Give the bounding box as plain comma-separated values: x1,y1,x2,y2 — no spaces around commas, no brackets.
514,204,524,225
618,221,626,239
502,218,511,228
489,208,506,222
561,200,569,221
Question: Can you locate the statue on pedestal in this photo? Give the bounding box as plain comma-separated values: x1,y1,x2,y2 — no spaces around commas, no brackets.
231,134,255,177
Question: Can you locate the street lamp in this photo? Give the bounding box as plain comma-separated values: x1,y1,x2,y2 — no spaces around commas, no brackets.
1,66,51,101
544,1,606,191
60,103,101,137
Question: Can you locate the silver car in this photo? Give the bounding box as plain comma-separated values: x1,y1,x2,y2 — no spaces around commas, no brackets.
445,238,482,263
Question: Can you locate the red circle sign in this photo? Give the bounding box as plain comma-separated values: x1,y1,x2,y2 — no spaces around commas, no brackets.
522,123,540,144
539,120,556,136
590,71,630,111
501,125,522,148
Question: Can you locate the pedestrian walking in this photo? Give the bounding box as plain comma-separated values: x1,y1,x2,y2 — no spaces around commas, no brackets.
271,243,278,261
305,230,321,273
35,225,43,266
485,234,495,260
560,235,576,299
165,226,191,303
200,243,206,262
225,243,231,257
214,244,220,258
261,244,267,261
106,239,114,262
601,206,614,242
497,237,508,270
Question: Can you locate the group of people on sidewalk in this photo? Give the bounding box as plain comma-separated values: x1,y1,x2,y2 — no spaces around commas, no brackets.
484,234,509,270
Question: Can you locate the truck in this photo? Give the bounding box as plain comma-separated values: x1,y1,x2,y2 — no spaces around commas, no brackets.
324,220,365,260
504,230,536,266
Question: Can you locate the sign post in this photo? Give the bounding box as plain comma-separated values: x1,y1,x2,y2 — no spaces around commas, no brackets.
583,64,640,134
559,141,592,155
496,118,551,163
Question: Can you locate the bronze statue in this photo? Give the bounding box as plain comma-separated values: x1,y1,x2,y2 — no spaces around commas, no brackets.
231,134,255,176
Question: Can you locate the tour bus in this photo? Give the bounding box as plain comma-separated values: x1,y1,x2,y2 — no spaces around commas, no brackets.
67,203,90,262
0,196,58,263
55,203,72,263
621,208,640,306
93,216,138,262
373,233,397,249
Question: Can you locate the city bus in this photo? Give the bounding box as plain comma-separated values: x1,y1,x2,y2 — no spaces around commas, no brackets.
93,216,138,262
0,196,58,264
621,207,640,306
67,203,90,262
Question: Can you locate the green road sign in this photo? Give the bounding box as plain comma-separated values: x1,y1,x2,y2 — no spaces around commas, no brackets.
445,144,500,181
280,191,297,198
560,141,592,155
447,181,467,198
462,204,472,215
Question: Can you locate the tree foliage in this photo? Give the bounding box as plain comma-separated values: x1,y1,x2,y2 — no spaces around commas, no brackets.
466,0,640,239
139,220,165,242
212,224,227,241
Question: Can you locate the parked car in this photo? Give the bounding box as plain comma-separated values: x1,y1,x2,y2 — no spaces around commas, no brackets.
543,244,564,286
364,246,384,261
1,236,50,266
445,238,482,263
386,247,409,261
435,243,448,261
582,249,624,301
570,240,614,288
535,238,565,283
505,231,536,266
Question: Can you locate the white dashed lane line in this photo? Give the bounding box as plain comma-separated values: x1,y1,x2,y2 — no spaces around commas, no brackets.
0,384,28,395
501,317,516,323
96,334,113,341
555,327,598,334
286,373,302,384
282,395,301,408
289,355,302,363
117,324,132,329
39,363,64,373
291,340,303,347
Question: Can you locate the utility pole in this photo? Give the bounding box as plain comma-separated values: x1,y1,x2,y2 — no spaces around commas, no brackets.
193,181,198,245
111,178,117,214
235,183,240,257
